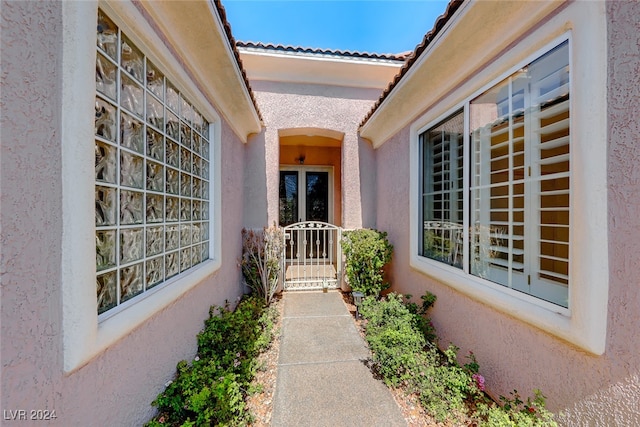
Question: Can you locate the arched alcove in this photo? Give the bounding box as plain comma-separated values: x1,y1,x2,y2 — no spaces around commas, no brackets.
277,128,344,226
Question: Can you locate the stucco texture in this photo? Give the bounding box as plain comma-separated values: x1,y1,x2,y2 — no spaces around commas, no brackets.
245,80,379,229
375,1,640,425
1,2,246,425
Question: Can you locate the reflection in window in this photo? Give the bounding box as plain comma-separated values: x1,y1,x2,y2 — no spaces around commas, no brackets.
469,41,570,307
419,110,464,268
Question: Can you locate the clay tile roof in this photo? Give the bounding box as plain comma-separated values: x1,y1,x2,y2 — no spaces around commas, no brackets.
213,0,264,123
359,0,465,129
236,41,409,62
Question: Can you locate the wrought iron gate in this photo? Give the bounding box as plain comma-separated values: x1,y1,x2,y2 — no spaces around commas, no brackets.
282,221,341,291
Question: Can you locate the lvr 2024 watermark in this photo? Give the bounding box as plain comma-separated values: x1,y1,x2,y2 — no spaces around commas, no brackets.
3,409,57,421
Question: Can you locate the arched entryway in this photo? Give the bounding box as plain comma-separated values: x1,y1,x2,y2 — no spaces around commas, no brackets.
278,128,344,227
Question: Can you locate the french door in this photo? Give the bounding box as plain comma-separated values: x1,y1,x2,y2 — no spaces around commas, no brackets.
279,167,333,226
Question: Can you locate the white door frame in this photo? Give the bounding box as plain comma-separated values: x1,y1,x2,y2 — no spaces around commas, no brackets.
280,165,334,225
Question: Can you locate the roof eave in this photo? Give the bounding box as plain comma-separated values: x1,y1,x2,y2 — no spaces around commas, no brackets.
238,46,404,90
135,0,263,142
359,0,466,146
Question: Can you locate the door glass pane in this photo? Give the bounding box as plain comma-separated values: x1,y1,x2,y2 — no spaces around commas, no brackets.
279,171,298,226
306,172,329,223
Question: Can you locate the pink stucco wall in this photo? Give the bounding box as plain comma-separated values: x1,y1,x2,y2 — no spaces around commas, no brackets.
375,1,640,424
0,2,246,424
246,80,379,229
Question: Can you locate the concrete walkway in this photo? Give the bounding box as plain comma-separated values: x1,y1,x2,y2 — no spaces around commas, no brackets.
271,291,407,427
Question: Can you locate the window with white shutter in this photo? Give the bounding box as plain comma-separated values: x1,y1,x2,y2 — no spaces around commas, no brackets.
417,41,570,308
419,110,464,268
470,41,569,307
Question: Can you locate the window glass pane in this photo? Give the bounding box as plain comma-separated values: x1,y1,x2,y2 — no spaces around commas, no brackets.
146,226,164,257
470,41,569,307
166,225,179,251
97,10,118,60
166,251,179,278
97,272,117,314
147,93,164,130
419,110,464,268
147,161,164,192
120,263,143,302
96,230,116,271
146,194,164,223
146,60,164,100
95,97,117,142
306,172,329,223
166,111,180,141
166,167,179,194
279,171,298,226
120,151,144,189
121,73,144,117
96,52,117,101
147,128,164,161
121,36,144,82
95,140,117,184
120,228,143,264
96,186,117,226
146,256,164,289
121,112,144,153
166,81,180,114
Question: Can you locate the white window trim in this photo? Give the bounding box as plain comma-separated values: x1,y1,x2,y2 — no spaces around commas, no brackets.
61,1,223,372
409,6,608,355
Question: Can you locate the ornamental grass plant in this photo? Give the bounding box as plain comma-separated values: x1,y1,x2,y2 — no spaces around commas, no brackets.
240,226,284,306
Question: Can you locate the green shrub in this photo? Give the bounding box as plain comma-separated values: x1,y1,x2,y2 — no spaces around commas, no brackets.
360,294,427,386
240,225,284,305
476,389,557,427
358,292,557,426
342,229,393,296
146,296,278,427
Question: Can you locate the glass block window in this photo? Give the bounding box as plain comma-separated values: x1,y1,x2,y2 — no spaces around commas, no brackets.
96,9,211,315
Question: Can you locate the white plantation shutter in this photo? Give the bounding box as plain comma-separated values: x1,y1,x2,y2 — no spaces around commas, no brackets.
469,41,570,307
528,42,570,304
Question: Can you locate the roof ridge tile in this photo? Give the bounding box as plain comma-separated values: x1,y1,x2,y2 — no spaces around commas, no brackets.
236,41,410,62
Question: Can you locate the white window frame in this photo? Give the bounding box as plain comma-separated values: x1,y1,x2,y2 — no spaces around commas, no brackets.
410,10,608,355
418,109,465,269
61,1,223,372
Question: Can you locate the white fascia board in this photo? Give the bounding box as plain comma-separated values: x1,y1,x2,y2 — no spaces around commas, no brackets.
361,0,566,148
239,48,403,89
132,0,262,141
359,1,470,146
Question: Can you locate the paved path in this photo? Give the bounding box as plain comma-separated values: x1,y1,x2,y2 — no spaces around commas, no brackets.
271,291,407,427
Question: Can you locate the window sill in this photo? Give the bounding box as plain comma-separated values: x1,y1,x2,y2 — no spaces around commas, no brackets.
66,258,221,373
410,253,602,354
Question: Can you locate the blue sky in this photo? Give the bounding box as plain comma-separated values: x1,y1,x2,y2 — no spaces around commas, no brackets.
222,0,450,55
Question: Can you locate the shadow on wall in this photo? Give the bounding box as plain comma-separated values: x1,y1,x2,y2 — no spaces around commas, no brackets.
244,130,268,228
359,136,377,229
251,80,384,101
